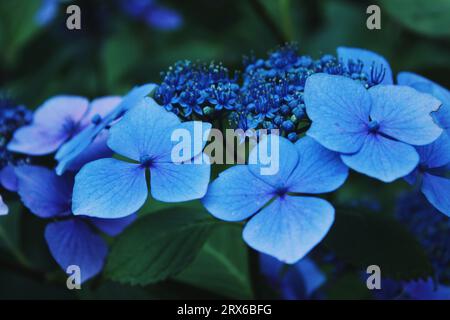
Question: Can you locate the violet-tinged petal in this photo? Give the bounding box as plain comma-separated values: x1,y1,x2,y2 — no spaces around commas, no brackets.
0,165,18,192
15,165,72,218
72,158,147,219
0,195,8,216
45,219,108,283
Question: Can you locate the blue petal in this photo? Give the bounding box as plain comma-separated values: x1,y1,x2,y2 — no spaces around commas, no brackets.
337,47,393,84
243,196,334,264
81,96,122,127
370,85,442,146
0,165,18,192
8,96,89,155
421,173,450,217
55,84,156,174
248,135,299,188
294,258,326,298
398,72,450,130
146,6,183,30
286,137,348,194
72,158,147,219
416,131,450,169
202,165,274,222
304,74,370,153
150,153,210,202
87,214,137,237
107,97,180,161
0,195,8,216
341,134,419,182
66,130,113,172
45,219,108,283
15,165,72,218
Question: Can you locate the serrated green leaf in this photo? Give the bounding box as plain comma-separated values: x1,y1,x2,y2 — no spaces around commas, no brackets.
105,208,219,285
324,210,433,281
381,0,450,37
175,224,253,299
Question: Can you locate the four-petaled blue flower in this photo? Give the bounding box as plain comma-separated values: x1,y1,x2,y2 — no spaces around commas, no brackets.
304,73,442,182
72,97,211,219
15,165,136,283
202,135,348,263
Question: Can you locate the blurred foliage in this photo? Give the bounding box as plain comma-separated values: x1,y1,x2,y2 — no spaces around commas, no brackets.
0,0,449,299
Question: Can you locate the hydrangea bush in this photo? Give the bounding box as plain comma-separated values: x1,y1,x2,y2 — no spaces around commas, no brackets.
1,45,449,300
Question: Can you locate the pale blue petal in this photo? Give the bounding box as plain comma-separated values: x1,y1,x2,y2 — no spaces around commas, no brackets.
8,125,69,155
287,137,348,193
81,96,122,127
370,85,442,146
0,165,18,191
304,74,370,153
341,134,419,182
88,214,137,237
248,135,298,188
421,173,450,217
0,195,8,216
416,132,450,169
398,72,450,130
45,219,108,283
108,97,180,161
150,153,210,202
243,196,334,264
337,47,393,84
15,165,72,218
202,165,274,222
72,159,147,219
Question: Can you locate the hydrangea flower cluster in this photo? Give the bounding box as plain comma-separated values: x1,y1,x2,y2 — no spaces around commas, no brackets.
1,45,449,298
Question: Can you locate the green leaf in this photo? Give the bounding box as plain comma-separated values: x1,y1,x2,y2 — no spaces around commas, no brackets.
324,210,433,281
0,0,42,65
105,208,218,285
381,0,450,37
175,224,253,299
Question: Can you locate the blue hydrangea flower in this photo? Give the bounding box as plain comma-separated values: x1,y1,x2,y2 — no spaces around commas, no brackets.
304,73,442,182
403,132,450,217
120,0,183,30
397,72,449,131
8,95,120,157
55,84,156,174
72,97,211,219
202,135,348,263
15,165,136,283
260,253,325,299
232,46,392,141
